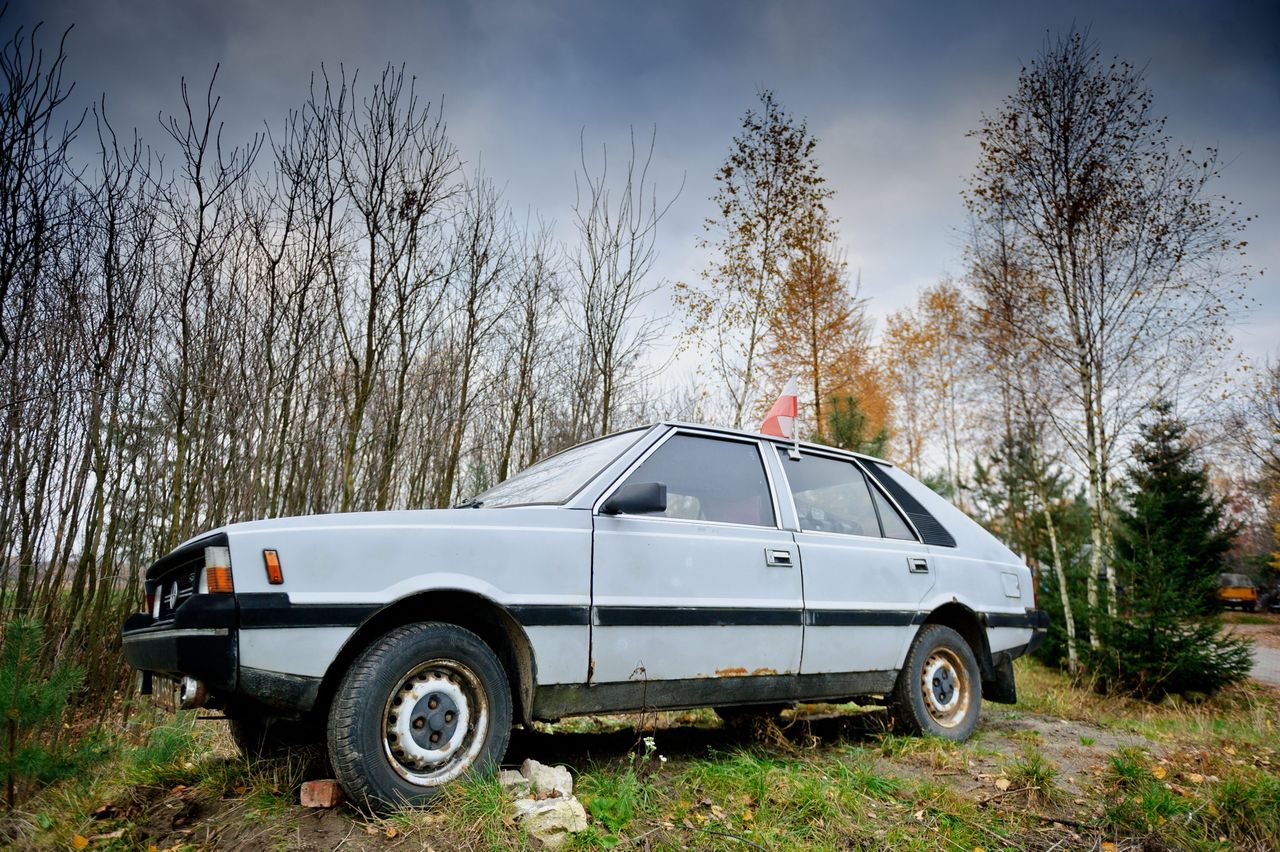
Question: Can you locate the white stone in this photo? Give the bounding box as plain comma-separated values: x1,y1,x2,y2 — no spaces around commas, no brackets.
498,769,531,794
512,796,589,849
520,758,574,797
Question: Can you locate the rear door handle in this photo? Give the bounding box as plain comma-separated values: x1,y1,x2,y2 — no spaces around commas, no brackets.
908,557,930,574
766,548,793,568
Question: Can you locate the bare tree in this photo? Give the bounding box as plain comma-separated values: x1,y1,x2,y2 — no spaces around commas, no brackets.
966,30,1251,632
568,128,675,436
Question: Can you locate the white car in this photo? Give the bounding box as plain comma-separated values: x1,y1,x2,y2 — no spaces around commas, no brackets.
122,422,1046,809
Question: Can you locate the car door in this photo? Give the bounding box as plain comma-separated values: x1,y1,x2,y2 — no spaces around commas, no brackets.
775,448,935,674
590,430,804,684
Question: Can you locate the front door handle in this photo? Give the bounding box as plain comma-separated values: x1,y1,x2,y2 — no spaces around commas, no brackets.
908,557,930,574
766,548,793,568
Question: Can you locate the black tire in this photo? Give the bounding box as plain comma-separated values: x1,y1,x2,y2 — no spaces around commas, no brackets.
228,715,323,760
890,624,981,741
328,623,512,812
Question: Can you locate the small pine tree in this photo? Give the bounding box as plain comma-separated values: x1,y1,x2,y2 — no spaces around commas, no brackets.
822,393,889,457
0,618,84,808
1089,402,1253,698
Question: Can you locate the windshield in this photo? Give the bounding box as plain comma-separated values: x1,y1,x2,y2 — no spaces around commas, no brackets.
470,429,645,508
1218,573,1255,588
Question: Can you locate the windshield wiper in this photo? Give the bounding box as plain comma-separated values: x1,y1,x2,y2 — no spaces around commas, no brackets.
453,499,484,509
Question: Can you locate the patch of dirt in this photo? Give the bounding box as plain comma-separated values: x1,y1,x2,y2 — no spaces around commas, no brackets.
954,709,1149,798
1225,617,1280,651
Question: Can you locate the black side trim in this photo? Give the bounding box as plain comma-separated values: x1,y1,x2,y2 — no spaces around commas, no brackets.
595,606,803,627
863,463,957,547
984,610,1049,630
237,593,378,628
533,670,898,720
508,605,591,627
805,609,918,627
235,594,592,630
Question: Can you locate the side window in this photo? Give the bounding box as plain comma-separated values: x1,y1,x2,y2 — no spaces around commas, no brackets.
869,484,917,541
618,435,776,527
778,451,882,537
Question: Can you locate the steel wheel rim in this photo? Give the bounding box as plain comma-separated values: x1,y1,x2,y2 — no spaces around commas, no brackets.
920,647,970,728
382,658,489,786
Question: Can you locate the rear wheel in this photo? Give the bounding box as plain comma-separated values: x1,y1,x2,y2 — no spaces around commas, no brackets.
328,623,511,811
890,624,981,741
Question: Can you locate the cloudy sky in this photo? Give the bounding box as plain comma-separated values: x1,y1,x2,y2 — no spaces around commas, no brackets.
19,0,1280,366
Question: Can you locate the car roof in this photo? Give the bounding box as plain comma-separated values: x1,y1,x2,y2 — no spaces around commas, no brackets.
657,420,894,467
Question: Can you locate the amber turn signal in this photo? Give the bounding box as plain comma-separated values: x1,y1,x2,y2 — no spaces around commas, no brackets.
263,549,284,585
205,566,235,594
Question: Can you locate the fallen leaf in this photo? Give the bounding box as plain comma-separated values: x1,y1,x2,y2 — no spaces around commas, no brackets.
385,826,398,838
88,829,126,841
71,837,89,850
742,809,754,822
1152,766,1167,780
1102,843,1117,852
1188,773,1205,783
995,778,1011,792
168,785,188,796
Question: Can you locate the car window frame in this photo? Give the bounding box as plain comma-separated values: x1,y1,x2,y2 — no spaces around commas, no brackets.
773,446,923,544
592,427,784,531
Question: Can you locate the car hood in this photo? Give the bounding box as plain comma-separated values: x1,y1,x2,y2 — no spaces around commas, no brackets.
172,505,578,550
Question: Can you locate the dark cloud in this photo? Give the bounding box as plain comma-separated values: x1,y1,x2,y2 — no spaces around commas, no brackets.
15,0,1279,356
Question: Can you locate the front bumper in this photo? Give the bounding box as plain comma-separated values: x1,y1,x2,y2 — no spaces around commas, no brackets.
121,595,238,694
122,594,324,713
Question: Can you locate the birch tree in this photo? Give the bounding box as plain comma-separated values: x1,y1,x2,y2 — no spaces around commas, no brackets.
966,30,1251,624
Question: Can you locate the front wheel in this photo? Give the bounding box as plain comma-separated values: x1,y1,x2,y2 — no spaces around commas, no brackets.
328,623,512,811
890,624,981,741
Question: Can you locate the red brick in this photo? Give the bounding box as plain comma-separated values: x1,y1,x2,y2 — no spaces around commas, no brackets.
300,779,344,808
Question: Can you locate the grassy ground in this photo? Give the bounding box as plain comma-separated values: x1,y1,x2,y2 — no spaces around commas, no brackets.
4,659,1279,850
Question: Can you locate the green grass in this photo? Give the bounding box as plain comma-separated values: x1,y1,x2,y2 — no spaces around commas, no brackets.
1005,744,1059,804
1221,612,1272,625
7,659,1280,850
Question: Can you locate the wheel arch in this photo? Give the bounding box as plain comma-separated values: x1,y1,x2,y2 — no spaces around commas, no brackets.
315,590,537,727
919,601,1006,700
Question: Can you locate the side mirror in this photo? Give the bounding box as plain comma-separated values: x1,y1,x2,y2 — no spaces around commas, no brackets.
601,481,667,515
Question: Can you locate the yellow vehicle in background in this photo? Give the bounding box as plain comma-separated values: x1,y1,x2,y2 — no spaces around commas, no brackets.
1216,573,1259,612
